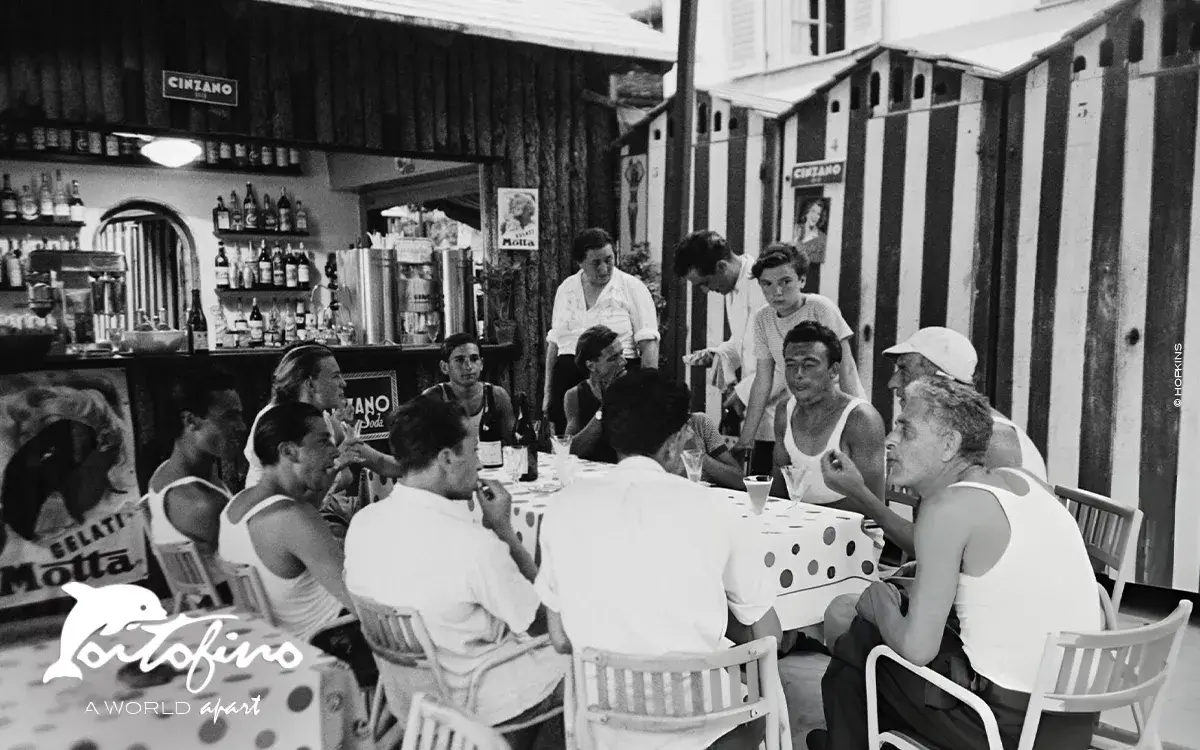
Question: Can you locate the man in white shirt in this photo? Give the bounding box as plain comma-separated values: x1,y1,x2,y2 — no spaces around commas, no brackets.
343,397,566,746
674,230,780,475
535,368,782,750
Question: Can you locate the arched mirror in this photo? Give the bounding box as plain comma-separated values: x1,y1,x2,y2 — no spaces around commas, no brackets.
93,201,197,331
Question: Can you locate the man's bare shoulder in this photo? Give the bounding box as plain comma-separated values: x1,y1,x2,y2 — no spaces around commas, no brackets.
845,399,886,437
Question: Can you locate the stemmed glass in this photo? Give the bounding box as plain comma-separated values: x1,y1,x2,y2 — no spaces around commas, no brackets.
682,449,705,483
780,464,810,509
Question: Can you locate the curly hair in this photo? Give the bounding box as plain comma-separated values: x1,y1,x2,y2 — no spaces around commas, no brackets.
905,376,992,464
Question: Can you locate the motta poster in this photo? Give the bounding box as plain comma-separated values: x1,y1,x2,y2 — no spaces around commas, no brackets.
343,370,399,450
498,188,539,251
0,369,147,610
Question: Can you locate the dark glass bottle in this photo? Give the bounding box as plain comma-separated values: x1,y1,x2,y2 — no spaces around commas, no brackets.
514,392,538,482
187,290,209,353
477,387,504,469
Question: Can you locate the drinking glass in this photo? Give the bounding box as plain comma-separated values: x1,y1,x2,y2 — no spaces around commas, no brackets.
743,475,772,515
502,446,525,483
549,434,575,487
682,449,704,483
781,464,810,507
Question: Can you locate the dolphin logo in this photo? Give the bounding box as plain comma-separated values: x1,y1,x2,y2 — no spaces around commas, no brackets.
42,581,168,683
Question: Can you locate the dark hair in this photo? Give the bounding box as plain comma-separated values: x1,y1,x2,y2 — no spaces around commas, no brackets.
750,242,809,280
253,402,325,467
272,343,336,403
783,321,843,367
575,325,619,371
388,396,471,475
603,369,690,458
571,228,615,264
672,230,733,277
170,365,237,434
440,332,481,362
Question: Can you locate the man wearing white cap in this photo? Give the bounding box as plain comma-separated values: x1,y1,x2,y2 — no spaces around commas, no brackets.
883,327,1047,481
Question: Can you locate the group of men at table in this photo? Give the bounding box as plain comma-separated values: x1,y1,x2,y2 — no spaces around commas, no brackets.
138,228,1103,750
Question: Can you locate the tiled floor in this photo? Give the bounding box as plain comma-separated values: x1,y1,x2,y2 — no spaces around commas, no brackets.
779,585,1200,748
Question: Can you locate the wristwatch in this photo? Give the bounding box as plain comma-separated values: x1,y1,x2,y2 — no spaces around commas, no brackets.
593,409,603,422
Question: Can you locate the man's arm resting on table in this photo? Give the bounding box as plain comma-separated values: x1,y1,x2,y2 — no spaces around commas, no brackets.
871,492,974,666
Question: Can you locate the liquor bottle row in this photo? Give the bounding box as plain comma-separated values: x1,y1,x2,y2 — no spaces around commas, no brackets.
216,240,316,291
0,123,304,174
0,236,86,290
0,171,86,224
205,297,337,350
213,183,309,234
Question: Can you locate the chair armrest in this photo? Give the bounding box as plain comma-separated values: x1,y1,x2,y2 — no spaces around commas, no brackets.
466,634,555,712
309,614,360,643
865,645,1005,750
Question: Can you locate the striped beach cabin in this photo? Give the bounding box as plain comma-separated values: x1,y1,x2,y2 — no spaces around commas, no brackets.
615,87,788,420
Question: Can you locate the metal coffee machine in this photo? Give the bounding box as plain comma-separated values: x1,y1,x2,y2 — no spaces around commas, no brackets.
336,245,397,345
27,250,127,345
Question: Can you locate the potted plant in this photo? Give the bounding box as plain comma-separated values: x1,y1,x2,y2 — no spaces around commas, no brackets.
478,252,521,345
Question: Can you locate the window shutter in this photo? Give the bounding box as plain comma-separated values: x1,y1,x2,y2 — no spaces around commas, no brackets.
844,0,883,52
727,0,765,75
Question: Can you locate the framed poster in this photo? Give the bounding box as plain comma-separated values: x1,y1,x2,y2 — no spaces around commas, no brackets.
0,369,148,609
793,193,830,264
498,188,539,251
343,370,399,451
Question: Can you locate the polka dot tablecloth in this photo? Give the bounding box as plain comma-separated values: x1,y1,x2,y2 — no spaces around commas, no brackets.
0,609,369,750
474,454,885,631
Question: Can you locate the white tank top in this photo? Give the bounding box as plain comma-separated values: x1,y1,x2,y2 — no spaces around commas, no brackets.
242,404,274,489
146,474,232,584
991,413,1048,481
218,494,344,641
953,470,1102,692
783,397,867,505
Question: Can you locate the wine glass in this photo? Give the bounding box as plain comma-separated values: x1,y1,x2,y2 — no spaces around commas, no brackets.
681,449,704,483
780,464,810,508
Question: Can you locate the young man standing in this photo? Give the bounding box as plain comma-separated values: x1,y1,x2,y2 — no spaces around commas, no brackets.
563,325,627,463
673,230,777,474
733,244,864,466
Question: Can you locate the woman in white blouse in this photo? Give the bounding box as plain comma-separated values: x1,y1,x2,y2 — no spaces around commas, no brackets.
542,228,660,434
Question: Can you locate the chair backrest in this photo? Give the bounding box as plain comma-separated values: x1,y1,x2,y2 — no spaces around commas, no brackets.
1055,484,1143,612
400,692,510,750
571,636,788,749
349,592,451,692
154,539,222,609
1017,600,1193,750
215,559,278,626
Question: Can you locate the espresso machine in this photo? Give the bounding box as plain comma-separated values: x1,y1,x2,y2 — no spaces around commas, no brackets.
395,238,441,344
27,250,127,347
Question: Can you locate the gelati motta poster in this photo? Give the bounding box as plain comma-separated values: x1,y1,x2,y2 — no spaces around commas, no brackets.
0,369,147,609
498,188,539,251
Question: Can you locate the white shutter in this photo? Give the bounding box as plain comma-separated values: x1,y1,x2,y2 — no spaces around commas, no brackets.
844,0,883,52
727,0,765,76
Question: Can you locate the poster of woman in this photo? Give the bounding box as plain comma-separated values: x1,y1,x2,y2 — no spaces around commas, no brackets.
498,188,539,251
794,195,830,264
0,369,147,609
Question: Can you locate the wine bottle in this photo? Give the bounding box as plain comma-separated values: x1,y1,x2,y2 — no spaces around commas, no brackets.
243,182,258,230
234,299,249,348
515,392,539,482
248,297,264,346
284,243,299,288
477,387,504,469
257,241,272,288
215,241,231,290
277,189,292,232
295,300,308,340
68,180,85,223
187,290,209,353
271,242,285,287
294,200,308,232
213,195,231,231
262,192,277,232
229,190,243,231
296,242,310,287
53,171,69,221
0,174,17,220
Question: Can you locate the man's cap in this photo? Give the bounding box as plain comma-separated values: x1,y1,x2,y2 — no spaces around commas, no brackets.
883,327,977,384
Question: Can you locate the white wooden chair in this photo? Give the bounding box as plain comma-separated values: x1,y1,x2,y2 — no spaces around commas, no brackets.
349,592,564,741
1055,485,1143,616
401,692,510,750
866,600,1193,750
152,539,223,615
568,636,791,750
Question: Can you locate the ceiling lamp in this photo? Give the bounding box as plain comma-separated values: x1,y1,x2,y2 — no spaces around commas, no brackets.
140,137,202,168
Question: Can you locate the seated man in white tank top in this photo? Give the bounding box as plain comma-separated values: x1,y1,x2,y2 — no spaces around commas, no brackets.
146,365,245,589
807,377,1101,750
220,402,377,687
770,321,887,511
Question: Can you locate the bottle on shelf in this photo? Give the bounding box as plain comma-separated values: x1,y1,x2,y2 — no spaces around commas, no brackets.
213,196,231,231
295,300,308,340
324,251,338,288
204,141,219,166
248,142,261,169
514,393,539,482
53,171,69,222
222,309,237,349
211,305,226,349
284,244,299,288
38,173,54,220
187,290,209,354
271,301,283,346
248,297,264,346
239,244,256,290
6,243,23,287
156,307,170,330
262,192,277,232
46,127,59,151
234,299,249,348
243,183,258,230
275,145,288,170
283,304,297,344
20,184,38,222
215,242,231,290
261,145,274,168
229,190,243,231
219,141,232,165
257,241,272,288
294,200,308,233
68,181,84,223
0,174,17,220
271,242,285,288
234,142,249,169
296,242,310,287
32,126,45,152
289,147,301,166
277,189,292,232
